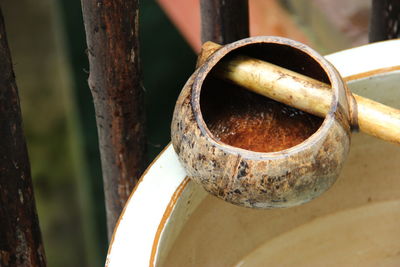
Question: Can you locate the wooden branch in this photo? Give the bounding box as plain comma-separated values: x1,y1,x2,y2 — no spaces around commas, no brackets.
80,0,146,239
200,0,249,44
369,0,400,42
208,43,400,145
0,8,46,267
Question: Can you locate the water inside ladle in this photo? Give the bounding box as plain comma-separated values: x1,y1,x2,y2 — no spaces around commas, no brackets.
201,77,323,152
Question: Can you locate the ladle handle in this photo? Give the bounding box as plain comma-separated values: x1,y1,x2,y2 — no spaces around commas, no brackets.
203,42,400,145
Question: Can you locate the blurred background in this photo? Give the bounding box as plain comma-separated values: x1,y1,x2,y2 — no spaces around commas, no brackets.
1,0,370,266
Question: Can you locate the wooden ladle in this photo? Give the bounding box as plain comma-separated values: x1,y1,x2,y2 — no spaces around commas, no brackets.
204,41,400,145
171,36,399,208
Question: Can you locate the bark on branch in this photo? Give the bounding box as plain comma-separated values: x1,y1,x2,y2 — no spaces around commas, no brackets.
80,0,146,239
0,7,46,267
200,0,249,44
370,0,400,42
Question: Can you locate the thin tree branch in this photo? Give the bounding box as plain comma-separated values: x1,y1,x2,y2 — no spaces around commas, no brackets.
0,7,46,267
80,0,146,239
200,0,249,44
370,0,400,42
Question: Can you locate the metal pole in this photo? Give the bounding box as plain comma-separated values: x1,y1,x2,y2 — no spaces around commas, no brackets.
0,7,46,266
200,0,250,44
369,0,400,42
80,0,146,239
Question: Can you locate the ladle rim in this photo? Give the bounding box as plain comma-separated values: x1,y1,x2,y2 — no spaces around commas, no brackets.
191,36,343,160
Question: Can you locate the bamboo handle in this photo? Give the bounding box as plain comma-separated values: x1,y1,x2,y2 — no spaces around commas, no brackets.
204,43,400,145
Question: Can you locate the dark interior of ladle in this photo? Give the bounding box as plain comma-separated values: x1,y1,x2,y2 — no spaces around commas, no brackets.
200,43,331,153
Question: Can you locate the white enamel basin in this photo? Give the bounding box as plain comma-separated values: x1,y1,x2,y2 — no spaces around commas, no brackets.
106,40,400,267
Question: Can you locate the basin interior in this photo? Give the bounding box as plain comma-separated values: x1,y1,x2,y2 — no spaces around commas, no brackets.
159,72,400,266
200,43,331,152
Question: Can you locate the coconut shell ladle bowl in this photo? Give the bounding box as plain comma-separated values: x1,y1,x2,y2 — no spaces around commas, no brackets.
171,36,400,209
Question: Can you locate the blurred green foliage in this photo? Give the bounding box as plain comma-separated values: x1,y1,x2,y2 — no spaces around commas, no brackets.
140,2,197,160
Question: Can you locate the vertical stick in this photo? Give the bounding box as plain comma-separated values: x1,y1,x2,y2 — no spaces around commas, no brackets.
80,0,146,239
369,0,400,42
0,8,46,267
200,0,249,44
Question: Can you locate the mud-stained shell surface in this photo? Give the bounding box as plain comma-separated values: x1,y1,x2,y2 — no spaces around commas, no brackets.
171,36,352,208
